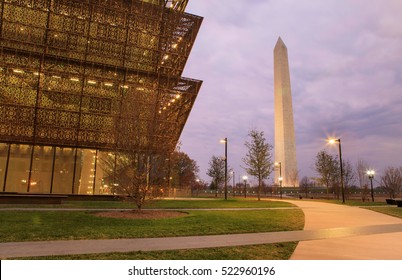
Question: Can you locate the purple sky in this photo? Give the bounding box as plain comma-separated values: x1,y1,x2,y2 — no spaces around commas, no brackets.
179,0,402,185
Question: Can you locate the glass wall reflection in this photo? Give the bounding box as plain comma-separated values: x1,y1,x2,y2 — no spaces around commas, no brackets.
30,146,53,193
0,144,120,195
76,149,96,195
5,144,32,193
52,147,75,194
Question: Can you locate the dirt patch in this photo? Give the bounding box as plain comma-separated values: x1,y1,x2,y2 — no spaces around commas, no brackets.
93,210,188,220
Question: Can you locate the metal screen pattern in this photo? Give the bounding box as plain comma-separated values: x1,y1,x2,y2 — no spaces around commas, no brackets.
0,0,203,155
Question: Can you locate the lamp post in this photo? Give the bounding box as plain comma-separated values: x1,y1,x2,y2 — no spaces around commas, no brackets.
328,138,345,203
275,162,282,199
367,170,375,202
220,138,228,200
231,171,235,197
242,175,248,198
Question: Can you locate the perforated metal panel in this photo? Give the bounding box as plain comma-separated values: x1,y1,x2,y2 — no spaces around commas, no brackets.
0,0,202,155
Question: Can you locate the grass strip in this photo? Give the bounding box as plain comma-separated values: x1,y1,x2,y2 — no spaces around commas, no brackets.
16,242,298,260
0,198,295,209
363,206,402,219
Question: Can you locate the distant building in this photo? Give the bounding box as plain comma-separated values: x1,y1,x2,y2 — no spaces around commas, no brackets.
0,0,202,195
274,37,298,187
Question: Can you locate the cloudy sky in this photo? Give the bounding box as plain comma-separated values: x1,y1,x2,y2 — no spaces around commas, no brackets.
179,0,402,185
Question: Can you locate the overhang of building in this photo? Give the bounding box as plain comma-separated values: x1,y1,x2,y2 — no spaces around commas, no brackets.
0,0,203,154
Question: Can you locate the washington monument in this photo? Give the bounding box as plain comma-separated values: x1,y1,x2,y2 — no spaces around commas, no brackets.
274,37,298,187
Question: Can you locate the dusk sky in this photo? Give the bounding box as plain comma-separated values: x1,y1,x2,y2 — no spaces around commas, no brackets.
179,0,402,185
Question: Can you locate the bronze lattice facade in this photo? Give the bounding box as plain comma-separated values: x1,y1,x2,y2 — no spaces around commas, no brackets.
0,0,202,194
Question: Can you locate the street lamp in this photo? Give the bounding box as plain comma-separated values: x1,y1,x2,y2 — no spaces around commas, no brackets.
231,171,235,197
275,162,282,199
367,170,375,202
220,138,228,200
328,138,345,203
242,175,248,198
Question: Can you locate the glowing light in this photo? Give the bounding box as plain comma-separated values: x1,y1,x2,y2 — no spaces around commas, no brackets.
88,80,97,84
328,138,340,144
13,69,24,73
70,77,79,82
367,170,375,176
104,83,113,87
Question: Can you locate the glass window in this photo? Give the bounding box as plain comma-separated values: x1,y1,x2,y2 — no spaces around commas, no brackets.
52,147,75,194
5,144,32,193
75,149,96,195
0,144,9,192
30,146,54,193
95,151,114,195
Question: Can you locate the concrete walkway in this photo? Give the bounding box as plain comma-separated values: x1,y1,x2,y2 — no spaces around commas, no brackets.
1,200,402,259
288,200,402,259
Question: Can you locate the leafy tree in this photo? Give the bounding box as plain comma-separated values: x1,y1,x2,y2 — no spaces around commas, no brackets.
170,150,199,190
242,129,273,200
314,150,338,198
381,167,402,199
192,179,207,196
207,155,226,197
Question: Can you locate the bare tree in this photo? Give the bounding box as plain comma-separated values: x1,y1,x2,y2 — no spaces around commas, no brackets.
356,159,370,201
288,169,300,188
102,152,165,211
242,129,274,200
314,150,338,198
381,167,402,199
100,89,174,211
342,160,355,198
299,176,313,198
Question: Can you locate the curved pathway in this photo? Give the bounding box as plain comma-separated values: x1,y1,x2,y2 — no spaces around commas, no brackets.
1,200,402,259
287,200,402,259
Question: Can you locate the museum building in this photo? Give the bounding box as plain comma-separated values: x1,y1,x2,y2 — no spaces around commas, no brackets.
0,0,202,195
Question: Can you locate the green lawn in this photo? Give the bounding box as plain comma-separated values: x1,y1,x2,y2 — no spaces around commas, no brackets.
0,208,303,242
20,243,297,260
0,198,303,260
363,206,402,219
0,198,294,209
